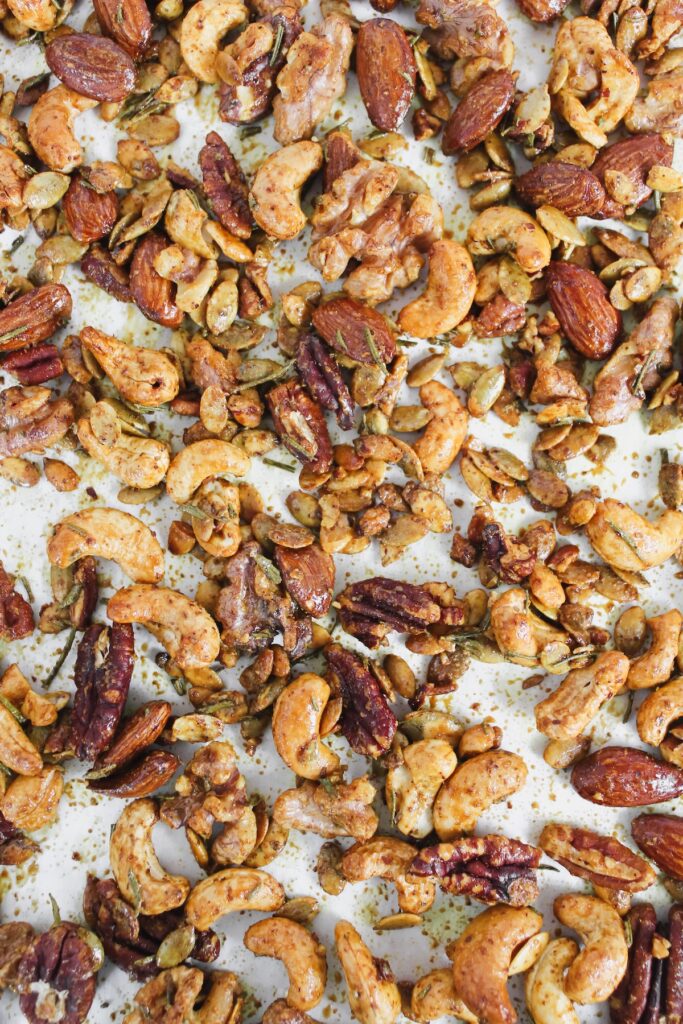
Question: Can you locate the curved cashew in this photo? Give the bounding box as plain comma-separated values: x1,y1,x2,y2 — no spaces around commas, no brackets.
627,610,682,690
433,749,527,840
272,674,340,781
398,241,476,340
490,587,539,666
48,508,164,584
0,703,42,776
637,676,683,746
7,0,57,31
553,894,628,1004
335,921,401,1024
28,86,97,173
411,968,478,1023
80,327,179,408
341,836,436,914
107,584,220,670
244,917,327,1011
110,798,190,915
166,438,251,505
77,417,170,489
586,499,683,571
535,651,629,740
185,867,285,930
467,207,551,275
525,938,580,1024
413,381,468,476
180,0,247,83
385,738,457,838
251,142,323,241
450,905,543,1024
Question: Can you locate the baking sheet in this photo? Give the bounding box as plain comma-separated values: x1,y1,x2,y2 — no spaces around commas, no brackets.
0,2,682,1020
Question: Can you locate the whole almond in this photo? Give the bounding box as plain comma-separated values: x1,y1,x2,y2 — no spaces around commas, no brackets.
93,0,152,59
356,18,417,131
572,746,683,807
312,297,396,365
88,749,180,797
0,283,72,353
63,176,119,244
130,232,184,329
545,261,621,360
515,161,606,217
442,70,515,154
45,33,136,103
632,813,683,880
592,133,674,217
95,700,172,769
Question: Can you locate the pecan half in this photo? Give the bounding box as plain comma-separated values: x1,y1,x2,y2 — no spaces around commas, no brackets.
410,835,541,907
17,923,99,1024
609,903,657,1024
81,246,132,303
337,577,441,649
666,904,683,1021
539,824,656,891
0,561,34,641
267,379,333,473
296,334,354,430
274,542,335,617
325,643,397,757
129,233,183,329
71,622,135,761
199,131,252,240
0,810,39,866
0,922,35,991
0,284,72,354
2,344,64,385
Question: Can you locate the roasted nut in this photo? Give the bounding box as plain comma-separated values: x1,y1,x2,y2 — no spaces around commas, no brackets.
1,766,64,832
515,161,605,217
467,206,551,275
129,233,184,329
312,297,396,366
273,776,378,842
0,701,42,776
48,508,164,584
272,673,340,780
545,262,621,360
111,798,190,915
631,812,683,880
45,32,136,102
267,380,333,474
71,622,134,762
433,749,527,839
95,701,172,771
185,867,284,930
628,610,682,690
180,0,247,83
572,746,683,806
398,241,475,339
342,836,436,914
553,893,628,1004
251,142,323,240
28,87,97,173
443,70,516,153
122,966,240,1023
165,439,251,504
79,327,179,408
77,416,170,490
89,750,181,798
609,903,658,1024
244,917,326,1010
356,18,416,131
586,499,683,571
411,835,541,907
274,542,335,617
335,921,401,1024
535,651,629,739
413,381,468,475
385,737,457,838
539,824,656,892
525,938,580,1024
0,284,72,354
411,968,478,1024
0,811,39,866
200,132,252,239
17,923,100,1024
107,585,220,670
296,334,354,431
490,587,538,666
326,643,397,757
93,0,152,58
0,561,34,642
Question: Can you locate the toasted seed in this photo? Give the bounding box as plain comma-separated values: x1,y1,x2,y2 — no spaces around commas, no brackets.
0,456,39,487
614,605,647,655
468,365,505,417
646,164,683,192
527,469,569,508
89,401,121,447
536,205,585,246
44,458,79,492
199,385,229,435
460,453,494,502
623,266,662,303
374,913,422,931
24,171,70,211
406,351,447,387
470,178,512,210
544,736,591,770
511,85,551,135
316,841,346,896
389,405,433,432
118,484,164,504
278,896,319,924
383,654,416,699
456,148,489,189
285,490,321,528
487,447,529,482
467,446,515,486
156,925,196,969
498,256,531,305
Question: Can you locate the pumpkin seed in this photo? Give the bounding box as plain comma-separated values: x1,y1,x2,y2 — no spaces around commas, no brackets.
0,456,39,487
199,385,229,435
406,351,447,387
468,365,505,417
466,446,515,486
90,401,121,448
374,913,422,931
278,896,319,925
623,266,662,303
156,925,196,969
647,164,683,192
24,171,70,210
487,447,529,482
460,453,494,502
536,205,586,247
498,256,531,305
389,405,433,432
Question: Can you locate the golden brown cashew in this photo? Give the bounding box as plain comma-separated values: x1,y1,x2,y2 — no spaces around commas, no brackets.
110,798,190,915
251,142,323,241
627,610,682,690
490,588,539,666
48,508,164,584
433,749,527,840
77,417,170,489
410,968,478,1023
450,905,543,1024
28,87,97,173
166,438,251,505
467,207,551,275
525,938,580,1024
185,867,285,930
80,328,179,408
335,921,401,1024
244,917,327,1011
180,0,247,83
272,674,340,781
107,585,220,670
637,676,683,746
553,894,628,1004
341,836,436,914
586,499,683,571
413,381,468,475
398,241,476,340
385,738,457,838
7,0,56,31
535,651,629,740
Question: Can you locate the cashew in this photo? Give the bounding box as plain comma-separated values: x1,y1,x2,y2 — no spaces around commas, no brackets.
335,921,401,1024
490,587,539,666
244,917,327,1011
385,738,457,838
637,676,683,746
413,381,468,476
398,241,476,340
272,674,340,781
110,798,190,915
553,894,628,1004
77,417,170,489
7,0,56,32
80,327,179,408
341,836,436,914
467,207,551,275
107,584,220,670
0,703,42,777
1,765,63,832
534,651,629,740
411,968,478,1023
48,508,164,584
28,86,97,173
450,905,543,1024
166,438,251,505
180,0,247,83
586,499,683,571
525,939,580,1024
627,610,682,690
433,749,527,839
185,867,285,930
251,142,323,241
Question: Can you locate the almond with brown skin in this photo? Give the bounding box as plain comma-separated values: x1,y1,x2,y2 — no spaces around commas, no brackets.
45,33,136,102
88,749,180,797
94,700,172,770
356,18,417,131
93,0,152,59
632,813,683,880
515,161,606,217
63,176,119,244
572,746,683,807
312,297,396,365
515,0,569,20
130,232,184,329
592,134,674,218
0,284,72,353
545,261,621,360
442,69,516,154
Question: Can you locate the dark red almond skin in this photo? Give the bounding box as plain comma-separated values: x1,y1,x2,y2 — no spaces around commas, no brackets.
93,0,152,59
632,813,683,880
592,134,674,219
88,750,180,797
666,905,683,1019
312,297,396,365
81,246,131,303
0,284,72,353
45,33,136,102
442,70,515,154
356,18,417,131
545,261,621,360
129,233,184,329
572,746,683,807
515,161,606,218
63,177,119,244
